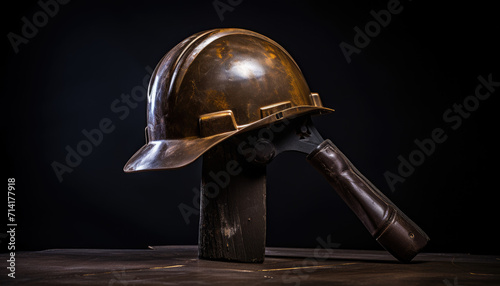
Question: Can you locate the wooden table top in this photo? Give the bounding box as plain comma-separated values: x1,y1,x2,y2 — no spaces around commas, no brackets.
2,245,499,285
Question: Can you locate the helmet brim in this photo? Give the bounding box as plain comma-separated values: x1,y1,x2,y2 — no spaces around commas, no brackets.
123,106,333,172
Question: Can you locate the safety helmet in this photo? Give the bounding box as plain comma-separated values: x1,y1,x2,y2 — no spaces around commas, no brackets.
124,28,333,172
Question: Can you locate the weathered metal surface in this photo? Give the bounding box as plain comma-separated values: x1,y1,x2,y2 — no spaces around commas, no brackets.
123,28,333,172
3,246,499,285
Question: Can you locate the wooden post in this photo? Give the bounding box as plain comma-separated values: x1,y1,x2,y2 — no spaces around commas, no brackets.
198,140,267,263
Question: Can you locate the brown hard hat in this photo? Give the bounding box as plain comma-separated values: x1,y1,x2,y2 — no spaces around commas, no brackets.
124,28,333,172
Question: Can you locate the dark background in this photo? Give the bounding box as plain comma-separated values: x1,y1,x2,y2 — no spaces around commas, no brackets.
3,0,499,255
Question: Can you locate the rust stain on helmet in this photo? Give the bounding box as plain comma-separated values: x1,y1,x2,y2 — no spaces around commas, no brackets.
205,89,229,111
124,28,334,172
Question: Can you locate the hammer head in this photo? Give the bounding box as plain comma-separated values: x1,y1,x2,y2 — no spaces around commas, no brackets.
230,115,324,164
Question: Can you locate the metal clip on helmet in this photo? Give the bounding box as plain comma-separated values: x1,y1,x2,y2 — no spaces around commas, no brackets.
123,28,333,172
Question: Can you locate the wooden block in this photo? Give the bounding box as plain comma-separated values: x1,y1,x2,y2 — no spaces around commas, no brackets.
198,139,267,263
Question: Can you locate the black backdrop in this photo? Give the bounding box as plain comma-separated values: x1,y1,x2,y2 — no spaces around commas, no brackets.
3,0,499,255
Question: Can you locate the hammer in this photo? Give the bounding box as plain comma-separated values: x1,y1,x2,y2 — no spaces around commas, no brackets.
227,114,430,263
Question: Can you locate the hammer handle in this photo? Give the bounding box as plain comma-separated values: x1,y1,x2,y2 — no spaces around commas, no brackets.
307,139,429,263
